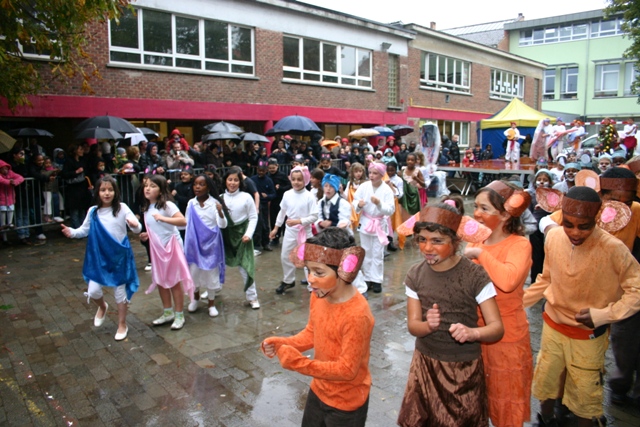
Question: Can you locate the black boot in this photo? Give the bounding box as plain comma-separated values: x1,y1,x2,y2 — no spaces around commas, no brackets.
371,282,382,293
534,413,559,427
275,281,295,294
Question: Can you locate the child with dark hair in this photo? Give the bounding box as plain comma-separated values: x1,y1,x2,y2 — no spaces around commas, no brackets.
464,180,534,427
62,176,141,341
527,169,555,282
397,203,504,426
524,186,640,426
309,168,324,201
250,160,276,252
262,227,374,427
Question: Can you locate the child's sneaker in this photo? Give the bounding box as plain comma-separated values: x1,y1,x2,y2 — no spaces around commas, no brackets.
171,317,185,330
152,313,174,325
208,306,219,317
144,263,152,271
249,300,260,309
187,299,199,313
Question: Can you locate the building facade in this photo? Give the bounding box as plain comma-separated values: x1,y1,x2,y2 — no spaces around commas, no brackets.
504,9,637,128
1,0,545,150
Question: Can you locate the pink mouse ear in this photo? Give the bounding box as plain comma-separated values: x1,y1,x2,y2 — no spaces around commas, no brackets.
397,213,419,236
457,216,491,243
289,244,307,268
597,201,631,233
443,199,456,208
536,187,564,213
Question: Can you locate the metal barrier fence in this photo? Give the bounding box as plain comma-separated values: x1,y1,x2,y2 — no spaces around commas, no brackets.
1,160,347,235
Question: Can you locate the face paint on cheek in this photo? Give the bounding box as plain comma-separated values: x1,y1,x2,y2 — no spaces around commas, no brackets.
418,241,454,265
475,211,503,231
308,272,336,290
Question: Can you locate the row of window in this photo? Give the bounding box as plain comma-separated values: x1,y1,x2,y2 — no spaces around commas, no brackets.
519,18,624,46
543,62,637,99
108,8,527,101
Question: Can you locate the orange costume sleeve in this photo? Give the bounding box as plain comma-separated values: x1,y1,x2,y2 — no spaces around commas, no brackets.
474,236,532,293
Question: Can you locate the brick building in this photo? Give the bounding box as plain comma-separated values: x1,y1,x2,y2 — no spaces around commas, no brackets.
0,0,545,150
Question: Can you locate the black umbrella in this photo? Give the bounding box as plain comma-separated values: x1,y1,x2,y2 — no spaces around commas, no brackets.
391,125,414,136
73,115,138,134
265,115,322,136
241,132,270,143
203,121,244,134
75,127,123,140
202,132,241,142
8,128,54,138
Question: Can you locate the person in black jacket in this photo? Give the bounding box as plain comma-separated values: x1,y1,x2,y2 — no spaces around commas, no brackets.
250,160,276,252
267,158,291,246
449,135,461,164
61,144,91,229
319,153,347,178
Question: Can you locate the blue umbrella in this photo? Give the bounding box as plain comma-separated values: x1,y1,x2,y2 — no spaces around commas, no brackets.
265,115,322,136
373,126,394,137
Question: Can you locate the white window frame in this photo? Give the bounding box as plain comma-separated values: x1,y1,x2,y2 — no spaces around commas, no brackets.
595,63,619,97
624,62,637,96
282,35,372,89
420,119,470,148
490,69,524,100
543,68,555,100
590,19,624,38
560,66,578,99
420,52,471,94
108,8,255,76
518,19,617,46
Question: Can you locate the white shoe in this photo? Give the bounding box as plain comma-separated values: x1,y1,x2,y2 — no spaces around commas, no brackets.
36,233,46,240
188,299,199,313
114,326,128,341
94,302,108,327
53,217,64,223
171,317,185,330
249,300,260,310
152,312,174,326
144,263,152,271
200,291,208,300
253,249,262,256
208,306,219,317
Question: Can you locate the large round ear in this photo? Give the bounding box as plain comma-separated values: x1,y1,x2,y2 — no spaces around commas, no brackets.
597,201,632,233
337,247,366,283
576,170,600,192
397,213,419,236
503,189,531,218
457,216,492,243
289,243,306,268
536,187,564,213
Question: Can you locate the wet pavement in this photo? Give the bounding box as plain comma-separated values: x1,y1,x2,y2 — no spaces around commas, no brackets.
1,213,640,426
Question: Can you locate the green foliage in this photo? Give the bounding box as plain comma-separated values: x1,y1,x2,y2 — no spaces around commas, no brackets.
0,0,131,110
606,0,640,101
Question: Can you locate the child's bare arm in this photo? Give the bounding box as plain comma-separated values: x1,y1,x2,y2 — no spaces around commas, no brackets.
407,298,439,337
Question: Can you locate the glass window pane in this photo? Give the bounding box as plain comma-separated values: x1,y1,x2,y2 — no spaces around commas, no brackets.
438,58,446,82
111,8,138,48
323,44,337,73
341,46,356,77
284,70,300,79
357,49,370,77
357,80,371,88
342,77,356,86
303,39,320,71
110,51,140,63
176,58,201,69
231,64,253,74
303,73,320,81
231,26,251,61
446,57,454,83
206,61,228,72
283,37,299,67
176,17,199,56
420,52,426,80
144,55,173,66
323,75,338,83
204,21,228,60
143,10,172,54
428,54,436,81
573,24,587,38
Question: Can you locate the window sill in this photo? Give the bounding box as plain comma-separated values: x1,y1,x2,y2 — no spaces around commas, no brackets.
281,78,375,92
107,62,260,80
419,86,472,96
387,106,403,111
489,95,523,102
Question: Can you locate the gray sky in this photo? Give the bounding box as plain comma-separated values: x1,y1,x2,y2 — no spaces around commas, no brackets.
302,0,610,30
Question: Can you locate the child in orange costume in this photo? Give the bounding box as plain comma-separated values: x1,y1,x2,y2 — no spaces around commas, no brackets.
261,227,374,426
464,180,533,427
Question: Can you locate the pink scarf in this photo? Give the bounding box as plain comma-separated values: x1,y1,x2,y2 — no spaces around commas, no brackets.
362,211,389,245
146,229,194,299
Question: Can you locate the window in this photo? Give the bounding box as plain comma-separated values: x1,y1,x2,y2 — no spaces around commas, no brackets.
595,63,619,97
282,36,371,88
490,69,524,100
419,120,470,147
420,52,470,93
624,62,637,96
518,19,617,46
560,67,578,99
388,54,400,108
109,8,255,75
543,69,555,100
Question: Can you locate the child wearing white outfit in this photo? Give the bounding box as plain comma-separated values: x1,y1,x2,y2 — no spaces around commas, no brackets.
504,122,525,163
353,162,395,293
185,175,228,317
270,166,319,294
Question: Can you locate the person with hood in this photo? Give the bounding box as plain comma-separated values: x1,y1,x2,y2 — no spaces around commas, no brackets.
385,136,401,154
169,129,190,152
140,142,166,175
0,159,24,243
382,147,397,164
53,148,66,170
531,118,553,161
